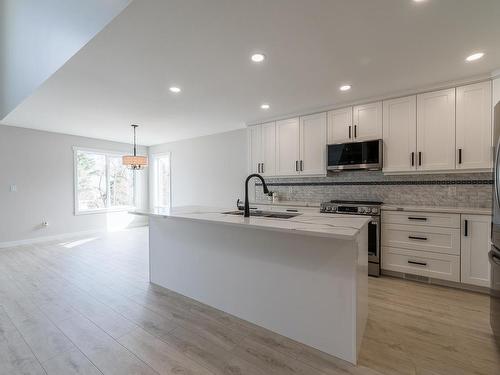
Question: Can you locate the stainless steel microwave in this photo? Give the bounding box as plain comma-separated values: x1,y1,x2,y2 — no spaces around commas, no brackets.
327,139,383,171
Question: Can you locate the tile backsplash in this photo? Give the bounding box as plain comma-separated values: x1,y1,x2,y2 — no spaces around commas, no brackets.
255,171,493,208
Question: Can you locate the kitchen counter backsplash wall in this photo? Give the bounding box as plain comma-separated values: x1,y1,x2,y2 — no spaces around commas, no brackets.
255,171,492,208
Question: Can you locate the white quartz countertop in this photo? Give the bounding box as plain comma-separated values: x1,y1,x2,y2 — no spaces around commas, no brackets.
130,206,370,240
382,204,491,215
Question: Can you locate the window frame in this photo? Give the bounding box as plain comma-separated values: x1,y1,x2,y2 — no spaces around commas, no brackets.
151,152,172,209
73,146,137,215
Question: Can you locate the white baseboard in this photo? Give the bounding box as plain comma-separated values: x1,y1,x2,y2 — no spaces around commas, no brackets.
0,223,148,249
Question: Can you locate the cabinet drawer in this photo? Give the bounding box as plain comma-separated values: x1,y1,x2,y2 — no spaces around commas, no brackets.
382,224,460,255
382,247,460,282
382,211,460,228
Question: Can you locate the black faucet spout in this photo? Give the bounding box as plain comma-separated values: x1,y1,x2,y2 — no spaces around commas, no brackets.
244,174,271,217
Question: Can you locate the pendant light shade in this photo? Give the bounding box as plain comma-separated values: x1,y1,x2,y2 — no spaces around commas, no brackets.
123,125,148,170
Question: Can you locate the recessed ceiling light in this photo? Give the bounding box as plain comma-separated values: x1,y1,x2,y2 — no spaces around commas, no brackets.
340,85,352,92
251,53,266,63
465,52,485,62
413,0,427,3
169,86,181,93
260,104,270,110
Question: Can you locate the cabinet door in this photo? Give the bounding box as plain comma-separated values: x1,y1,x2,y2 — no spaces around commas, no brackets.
248,125,262,174
276,118,300,176
352,101,382,141
382,96,417,172
456,81,492,170
461,214,491,287
416,88,456,171
300,112,327,175
261,121,276,176
327,107,352,144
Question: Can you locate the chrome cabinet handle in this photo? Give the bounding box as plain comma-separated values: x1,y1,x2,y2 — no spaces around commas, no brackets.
354,125,357,138
300,160,303,171
458,148,462,164
411,152,415,167
261,163,264,174
295,160,298,171
348,126,351,139
418,152,422,166
408,260,427,266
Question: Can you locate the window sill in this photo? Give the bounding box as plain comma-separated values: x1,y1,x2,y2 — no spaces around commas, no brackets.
74,206,136,216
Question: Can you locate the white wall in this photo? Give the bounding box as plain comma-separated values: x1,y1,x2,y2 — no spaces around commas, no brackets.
0,0,130,119
149,129,247,208
0,125,148,244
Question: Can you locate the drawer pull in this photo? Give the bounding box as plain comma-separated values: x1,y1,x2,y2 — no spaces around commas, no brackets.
408,216,427,221
408,235,428,241
286,209,298,212
408,260,427,266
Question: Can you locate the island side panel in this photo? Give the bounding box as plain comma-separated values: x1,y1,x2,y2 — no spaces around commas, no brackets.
149,216,365,363
355,224,368,359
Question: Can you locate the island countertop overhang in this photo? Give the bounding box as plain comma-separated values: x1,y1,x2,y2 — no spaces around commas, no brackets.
130,206,370,241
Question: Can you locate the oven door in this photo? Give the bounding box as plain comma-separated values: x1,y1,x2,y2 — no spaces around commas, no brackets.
368,216,380,276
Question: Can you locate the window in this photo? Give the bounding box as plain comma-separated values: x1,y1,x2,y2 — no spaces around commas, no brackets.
74,148,136,214
153,153,171,209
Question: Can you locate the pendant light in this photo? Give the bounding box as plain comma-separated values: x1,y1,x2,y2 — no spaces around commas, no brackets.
122,124,148,170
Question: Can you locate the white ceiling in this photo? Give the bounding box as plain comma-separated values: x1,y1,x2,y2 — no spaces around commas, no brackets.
2,0,500,146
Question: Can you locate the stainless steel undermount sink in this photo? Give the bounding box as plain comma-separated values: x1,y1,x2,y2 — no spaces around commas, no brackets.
222,210,301,219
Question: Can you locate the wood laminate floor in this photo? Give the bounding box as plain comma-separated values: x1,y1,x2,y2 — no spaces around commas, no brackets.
0,227,498,375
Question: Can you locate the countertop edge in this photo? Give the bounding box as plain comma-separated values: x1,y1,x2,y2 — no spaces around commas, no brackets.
130,210,369,241
381,204,491,215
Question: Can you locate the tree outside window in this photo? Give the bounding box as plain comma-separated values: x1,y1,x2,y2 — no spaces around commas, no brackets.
75,149,135,213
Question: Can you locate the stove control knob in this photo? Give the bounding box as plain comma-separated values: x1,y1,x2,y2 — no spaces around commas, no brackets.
371,207,379,214
359,207,366,214
326,206,332,211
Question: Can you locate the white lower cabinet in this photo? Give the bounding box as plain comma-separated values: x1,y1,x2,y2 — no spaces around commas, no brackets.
382,210,491,288
382,247,460,282
460,214,491,287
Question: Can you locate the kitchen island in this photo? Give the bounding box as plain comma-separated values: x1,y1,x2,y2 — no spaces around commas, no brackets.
131,206,370,364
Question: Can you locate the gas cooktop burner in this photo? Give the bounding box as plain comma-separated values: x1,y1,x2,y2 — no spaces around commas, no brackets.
328,200,383,205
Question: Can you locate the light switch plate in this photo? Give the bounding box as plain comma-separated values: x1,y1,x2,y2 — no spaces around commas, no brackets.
10,184,17,192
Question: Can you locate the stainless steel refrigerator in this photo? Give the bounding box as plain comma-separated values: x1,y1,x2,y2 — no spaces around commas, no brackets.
490,101,500,345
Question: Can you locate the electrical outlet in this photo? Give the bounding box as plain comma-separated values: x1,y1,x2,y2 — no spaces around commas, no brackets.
41,221,49,227
10,184,17,192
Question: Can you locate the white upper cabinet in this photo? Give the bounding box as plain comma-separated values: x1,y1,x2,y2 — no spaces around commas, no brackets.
327,107,353,144
276,117,300,176
456,81,492,170
416,88,456,171
248,122,276,176
460,214,491,287
352,101,383,141
260,122,276,176
300,113,327,175
248,125,262,174
382,95,417,173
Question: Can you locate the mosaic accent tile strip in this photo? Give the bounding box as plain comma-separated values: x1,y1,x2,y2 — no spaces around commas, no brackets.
257,179,493,186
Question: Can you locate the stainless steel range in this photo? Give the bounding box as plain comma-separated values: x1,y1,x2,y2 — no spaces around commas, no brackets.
320,200,382,277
